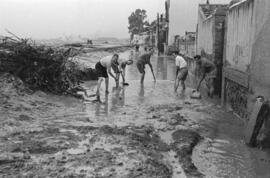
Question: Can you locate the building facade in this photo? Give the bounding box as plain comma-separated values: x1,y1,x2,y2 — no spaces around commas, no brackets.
222,0,270,121
176,32,196,57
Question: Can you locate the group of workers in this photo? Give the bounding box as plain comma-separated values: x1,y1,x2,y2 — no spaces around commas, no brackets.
93,45,217,102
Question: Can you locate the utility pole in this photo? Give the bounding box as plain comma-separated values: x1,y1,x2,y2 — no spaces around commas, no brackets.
157,13,160,55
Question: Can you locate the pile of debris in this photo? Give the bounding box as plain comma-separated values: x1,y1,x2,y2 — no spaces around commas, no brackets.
0,36,85,95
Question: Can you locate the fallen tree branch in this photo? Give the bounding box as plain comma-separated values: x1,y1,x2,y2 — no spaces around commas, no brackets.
0,36,84,95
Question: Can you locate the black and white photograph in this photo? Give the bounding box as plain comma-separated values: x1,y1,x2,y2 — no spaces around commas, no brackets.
0,0,270,177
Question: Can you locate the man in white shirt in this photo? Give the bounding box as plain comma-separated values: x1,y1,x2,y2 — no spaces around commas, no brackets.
95,54,119,101
173,51,188,92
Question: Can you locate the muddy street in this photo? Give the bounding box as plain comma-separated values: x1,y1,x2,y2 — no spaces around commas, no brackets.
1,51,270,178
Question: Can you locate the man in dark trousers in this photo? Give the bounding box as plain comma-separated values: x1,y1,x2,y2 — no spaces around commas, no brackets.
95,54,119,101
136,48,156,85
194,55,217,97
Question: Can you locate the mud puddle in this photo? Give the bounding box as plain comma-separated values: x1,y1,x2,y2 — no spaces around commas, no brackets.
186,103,270,178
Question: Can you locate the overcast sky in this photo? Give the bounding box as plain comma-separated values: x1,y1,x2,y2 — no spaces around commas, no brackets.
0,0,231,39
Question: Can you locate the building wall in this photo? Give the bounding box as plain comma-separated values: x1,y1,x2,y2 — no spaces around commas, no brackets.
223,0,270,144
179,41,195,57
250,0,270,100
214,15,226,96
196,12,214,59
225,1,255,72
224,0,270,109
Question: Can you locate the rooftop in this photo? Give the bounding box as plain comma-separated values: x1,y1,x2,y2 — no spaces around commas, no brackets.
199,4,229,18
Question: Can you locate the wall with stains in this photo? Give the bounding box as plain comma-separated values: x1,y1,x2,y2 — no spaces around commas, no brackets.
250,0,270,99
223,0,270,146
225,0,255,72
178,41,195,57
196,13,214,58
224,0,270,102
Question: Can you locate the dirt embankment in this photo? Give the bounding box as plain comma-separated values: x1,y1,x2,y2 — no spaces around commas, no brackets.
0,37,131,97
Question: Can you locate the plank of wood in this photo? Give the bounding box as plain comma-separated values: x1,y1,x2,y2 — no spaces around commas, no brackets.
244,99,263,145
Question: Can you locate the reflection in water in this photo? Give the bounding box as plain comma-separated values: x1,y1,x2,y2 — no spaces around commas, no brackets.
111,86,125,112
166,57,176,81
95,94,109,116
94,86,126,115
139,84,144,101
156,56,167,80
191,108,270,178
177,89,186,99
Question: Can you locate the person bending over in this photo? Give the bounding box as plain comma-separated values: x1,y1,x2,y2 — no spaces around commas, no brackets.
136,48,156,85
194,55,217,98
95,54,119,101
115,58,133,86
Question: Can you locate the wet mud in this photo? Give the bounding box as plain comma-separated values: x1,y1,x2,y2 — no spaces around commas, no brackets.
1,50,270,177
0,96,202,177
172,130,203,177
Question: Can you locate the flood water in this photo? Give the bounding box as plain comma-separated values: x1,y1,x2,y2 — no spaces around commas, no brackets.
80,51,270,178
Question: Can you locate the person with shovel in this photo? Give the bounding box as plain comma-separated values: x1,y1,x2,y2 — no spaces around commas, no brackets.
94,54,119,101
136,48,156,85
194,55,217,98
173,51,188,92
115,58,133,86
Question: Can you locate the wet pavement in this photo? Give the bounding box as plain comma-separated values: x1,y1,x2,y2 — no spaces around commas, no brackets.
80,51,270,177
1,50,270,177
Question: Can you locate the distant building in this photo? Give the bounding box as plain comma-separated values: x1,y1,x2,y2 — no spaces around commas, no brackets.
196,1,229,96
174,32,196,57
